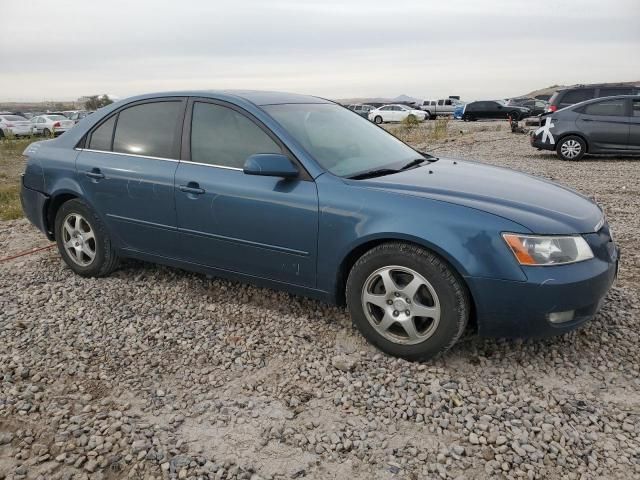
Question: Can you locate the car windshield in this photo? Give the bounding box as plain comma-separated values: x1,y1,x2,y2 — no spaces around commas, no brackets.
263,103,422,178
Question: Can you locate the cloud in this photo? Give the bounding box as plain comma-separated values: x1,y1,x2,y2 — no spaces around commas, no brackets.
1,0,638,101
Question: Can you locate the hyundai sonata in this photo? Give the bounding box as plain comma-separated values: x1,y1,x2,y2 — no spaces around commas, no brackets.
20,91,619,360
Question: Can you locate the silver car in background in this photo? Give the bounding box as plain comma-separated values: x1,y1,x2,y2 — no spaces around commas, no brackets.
0,115,33,138
30,114,75,136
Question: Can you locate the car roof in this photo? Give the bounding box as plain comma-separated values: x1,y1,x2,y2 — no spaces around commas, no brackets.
115,90,333,107
557,83,640,92
557,94,640,113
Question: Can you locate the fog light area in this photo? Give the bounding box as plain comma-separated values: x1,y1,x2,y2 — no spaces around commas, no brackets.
547,310,575,324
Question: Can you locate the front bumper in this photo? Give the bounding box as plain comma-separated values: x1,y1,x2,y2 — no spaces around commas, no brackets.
469,228,619,338
20,176,49,235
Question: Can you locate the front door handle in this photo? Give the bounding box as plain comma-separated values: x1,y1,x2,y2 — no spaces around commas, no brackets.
179,182,205,195
85,168,105,180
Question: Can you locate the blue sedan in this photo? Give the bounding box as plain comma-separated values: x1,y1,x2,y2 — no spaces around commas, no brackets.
20,91,619,360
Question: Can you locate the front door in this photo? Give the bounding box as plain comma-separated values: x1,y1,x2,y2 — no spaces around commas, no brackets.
76,98,186,256
577,98,630,152
174,100,319,287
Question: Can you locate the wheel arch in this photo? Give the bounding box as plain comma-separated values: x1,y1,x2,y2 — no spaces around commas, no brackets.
556,132,590,153
335,235,473,301
44,191,80,240
334,236,478,331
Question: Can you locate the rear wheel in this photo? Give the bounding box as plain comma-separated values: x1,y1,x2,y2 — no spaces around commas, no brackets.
423,110,432,120
374,115,383,124
509,111,521,121
346,243,469,361
42,128,51,137
55,199,119,277
556,135,586,161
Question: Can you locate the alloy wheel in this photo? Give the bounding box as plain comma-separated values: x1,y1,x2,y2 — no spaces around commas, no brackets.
361,265,441,345
62,213,96,266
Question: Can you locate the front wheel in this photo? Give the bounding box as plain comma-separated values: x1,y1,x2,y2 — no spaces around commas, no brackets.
55,199,119,277
346,243,469,361
556,135,586,161
374,115,383,124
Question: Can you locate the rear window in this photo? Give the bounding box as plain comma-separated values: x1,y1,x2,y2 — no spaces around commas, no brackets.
89,115,116,151
47,115,67,121
599,88,632,97
560,89,595,105
583,98,626,116
112,101,183,159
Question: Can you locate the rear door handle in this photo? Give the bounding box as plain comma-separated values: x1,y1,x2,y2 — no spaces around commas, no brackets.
85,168,105,180
179,182,205,195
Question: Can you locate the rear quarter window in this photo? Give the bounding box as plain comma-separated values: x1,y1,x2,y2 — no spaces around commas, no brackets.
561,89,595,105
88,115,116,151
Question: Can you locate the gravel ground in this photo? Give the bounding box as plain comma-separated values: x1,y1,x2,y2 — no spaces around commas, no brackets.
1,121,639,480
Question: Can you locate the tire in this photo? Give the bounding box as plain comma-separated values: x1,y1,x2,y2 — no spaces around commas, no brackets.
374,115,383,124
423,111,432,120
346,242,469,361
509,111,521,121
556,135,586,161
462,113,475,122
54,199,119,277
42,128,51,137
407,114,416,122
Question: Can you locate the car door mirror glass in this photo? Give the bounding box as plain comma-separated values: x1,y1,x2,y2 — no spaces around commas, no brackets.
243,154,299,179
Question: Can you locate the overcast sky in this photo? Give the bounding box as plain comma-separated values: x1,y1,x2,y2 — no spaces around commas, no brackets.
1,0,639,102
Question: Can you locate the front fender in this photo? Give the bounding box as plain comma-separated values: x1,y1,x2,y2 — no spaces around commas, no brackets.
316,176,530,298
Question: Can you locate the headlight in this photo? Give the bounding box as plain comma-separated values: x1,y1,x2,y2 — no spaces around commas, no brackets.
502,233,593,266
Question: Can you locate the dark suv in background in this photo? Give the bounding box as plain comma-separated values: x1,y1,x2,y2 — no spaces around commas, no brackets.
546,84,640,113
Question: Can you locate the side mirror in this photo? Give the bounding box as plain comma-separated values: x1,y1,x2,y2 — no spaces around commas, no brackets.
243,153,299,179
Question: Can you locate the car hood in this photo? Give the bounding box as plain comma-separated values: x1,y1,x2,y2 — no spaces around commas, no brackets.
350,158,603,234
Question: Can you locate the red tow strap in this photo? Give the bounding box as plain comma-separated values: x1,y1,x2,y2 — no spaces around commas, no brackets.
0,244,56,263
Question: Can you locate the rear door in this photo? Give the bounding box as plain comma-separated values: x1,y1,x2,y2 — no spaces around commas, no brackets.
629,98,640,151
173,99,319,287
576,98,630,151
76,98,186,256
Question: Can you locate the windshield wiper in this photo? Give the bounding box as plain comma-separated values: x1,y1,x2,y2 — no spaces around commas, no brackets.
400,158,427,170
348,168,399,180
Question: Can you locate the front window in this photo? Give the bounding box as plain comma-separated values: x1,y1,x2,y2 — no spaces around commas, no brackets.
190,102,281,168
263,103,422,178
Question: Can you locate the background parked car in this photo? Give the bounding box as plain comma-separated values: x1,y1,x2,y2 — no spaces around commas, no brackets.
68,110,93,124
30,114,75,136
452,104,465,120
418,98,465,119
546,84,640,113
507,97,547,116
368,104,427,124
0,115,33,138
347,104,375,118
462,100,530,121
531,95,640,160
